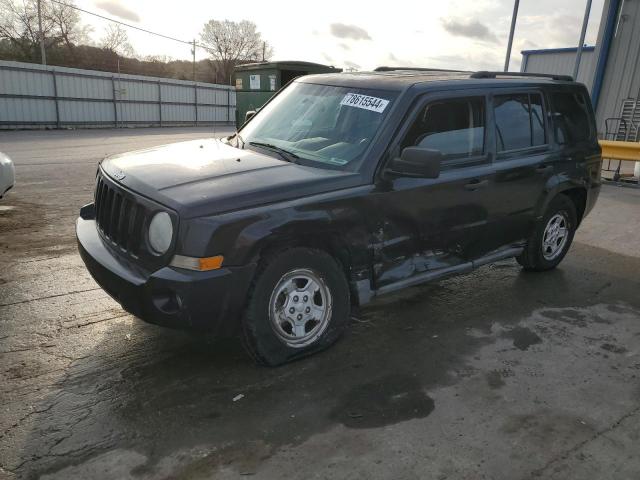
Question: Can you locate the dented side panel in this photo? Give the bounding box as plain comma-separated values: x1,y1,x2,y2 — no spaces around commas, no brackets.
177,185,378,285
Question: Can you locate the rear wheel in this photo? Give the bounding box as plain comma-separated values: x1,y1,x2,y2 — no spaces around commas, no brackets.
241,248,350,366
517,194,577,271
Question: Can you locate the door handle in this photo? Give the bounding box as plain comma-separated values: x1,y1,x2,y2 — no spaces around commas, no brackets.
464,179,489,191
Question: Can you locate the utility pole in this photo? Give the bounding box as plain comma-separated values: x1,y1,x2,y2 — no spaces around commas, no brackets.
192,39,196,81
573,0,593,80
37,0,46,65
262,41,265,62
504,0,520,71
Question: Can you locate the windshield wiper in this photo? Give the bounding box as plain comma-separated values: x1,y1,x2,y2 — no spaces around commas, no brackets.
248,141,299,163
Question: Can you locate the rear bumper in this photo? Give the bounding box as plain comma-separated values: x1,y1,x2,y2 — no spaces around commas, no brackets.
77,216,255,334
584,175,602,220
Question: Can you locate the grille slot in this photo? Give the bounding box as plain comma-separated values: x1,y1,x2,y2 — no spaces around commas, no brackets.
94,174,145,255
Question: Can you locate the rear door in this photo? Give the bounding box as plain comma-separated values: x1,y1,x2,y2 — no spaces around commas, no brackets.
547,88,602,192
489,89,555,246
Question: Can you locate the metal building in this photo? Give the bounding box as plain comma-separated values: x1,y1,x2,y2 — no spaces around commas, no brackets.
591,0,640,139
521,46,596,90
520,0,640,141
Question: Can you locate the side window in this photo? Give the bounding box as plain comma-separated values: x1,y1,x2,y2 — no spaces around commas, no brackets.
550,91,591,144
530,94,546,145
494,93,547,152
401,97,485,160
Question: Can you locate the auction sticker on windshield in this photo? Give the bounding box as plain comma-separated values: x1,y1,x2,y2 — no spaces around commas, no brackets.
340,93,389,113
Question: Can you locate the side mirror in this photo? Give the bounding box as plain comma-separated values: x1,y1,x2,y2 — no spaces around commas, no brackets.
244,110,257,123
388,147,442,178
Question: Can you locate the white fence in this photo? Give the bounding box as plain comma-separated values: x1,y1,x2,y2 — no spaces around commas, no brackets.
0,60,236,129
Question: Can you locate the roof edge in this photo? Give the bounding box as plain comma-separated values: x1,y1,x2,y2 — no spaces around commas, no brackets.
521,46,596,55
235,60,341,71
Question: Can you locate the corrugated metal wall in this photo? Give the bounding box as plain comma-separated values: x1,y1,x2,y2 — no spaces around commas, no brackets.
592,0,640,136
0,60,236,129
521,49,596,90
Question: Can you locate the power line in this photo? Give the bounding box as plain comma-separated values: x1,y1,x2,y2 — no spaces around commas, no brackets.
48,0,206,48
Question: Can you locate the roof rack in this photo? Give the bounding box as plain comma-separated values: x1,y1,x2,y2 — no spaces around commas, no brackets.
374,66,466,73
470,71,574,82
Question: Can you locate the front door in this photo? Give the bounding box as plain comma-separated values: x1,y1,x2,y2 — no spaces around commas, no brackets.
368,92,502,289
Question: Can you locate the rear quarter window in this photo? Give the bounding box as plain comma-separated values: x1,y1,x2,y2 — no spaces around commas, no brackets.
550,91,592,144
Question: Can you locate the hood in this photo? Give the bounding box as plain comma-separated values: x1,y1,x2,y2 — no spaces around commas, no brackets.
100,139,361,218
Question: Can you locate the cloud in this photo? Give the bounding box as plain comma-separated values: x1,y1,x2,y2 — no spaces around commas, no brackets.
339,43,350,51
344,60,361,70
322,52,334,63
329,23,371,41
95,1,140,22
518,13,583,47
441,18,498,43
383,52,417,68
429,49,504,71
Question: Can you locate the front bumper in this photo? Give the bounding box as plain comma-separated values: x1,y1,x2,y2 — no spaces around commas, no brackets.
76,216,255,334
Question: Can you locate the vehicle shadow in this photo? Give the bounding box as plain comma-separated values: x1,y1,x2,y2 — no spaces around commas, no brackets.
16,242,640,479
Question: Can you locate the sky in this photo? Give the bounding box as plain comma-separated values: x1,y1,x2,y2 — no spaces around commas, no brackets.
75,0,606,72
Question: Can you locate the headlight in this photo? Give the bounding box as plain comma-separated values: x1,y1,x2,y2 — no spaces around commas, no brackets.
148,212,173,254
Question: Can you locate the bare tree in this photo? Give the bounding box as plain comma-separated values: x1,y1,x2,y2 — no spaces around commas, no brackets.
0,0,52,58
200,19,272,84
144,54,174,63
100,24,134,57
48,1,92,50
0,0,88,58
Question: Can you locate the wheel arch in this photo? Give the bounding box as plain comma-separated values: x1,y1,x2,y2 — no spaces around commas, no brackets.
248,228,372,307
537,179,588,226
561,187,587,226
256,233,353,272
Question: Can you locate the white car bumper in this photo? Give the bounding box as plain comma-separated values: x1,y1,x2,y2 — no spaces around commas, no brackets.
0,152,15,198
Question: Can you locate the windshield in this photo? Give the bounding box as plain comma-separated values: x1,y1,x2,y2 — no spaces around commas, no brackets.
237,82,397,169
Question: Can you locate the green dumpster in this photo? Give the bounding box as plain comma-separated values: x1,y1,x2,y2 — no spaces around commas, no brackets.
233,61,342,128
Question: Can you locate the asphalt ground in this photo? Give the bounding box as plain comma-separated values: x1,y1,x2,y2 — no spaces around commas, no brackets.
1,128,640,480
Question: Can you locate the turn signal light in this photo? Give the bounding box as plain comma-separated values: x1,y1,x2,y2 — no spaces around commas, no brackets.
198,256,224,271
170,254,224,271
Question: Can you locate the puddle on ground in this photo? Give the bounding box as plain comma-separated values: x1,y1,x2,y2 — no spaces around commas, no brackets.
486,370,506,389
0,205,16,212
541,308,589,327
330,374,435,429
601,343,627,354
507,326,542,351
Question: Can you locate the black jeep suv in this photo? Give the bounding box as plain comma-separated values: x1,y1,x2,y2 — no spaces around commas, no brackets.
77,70,602,365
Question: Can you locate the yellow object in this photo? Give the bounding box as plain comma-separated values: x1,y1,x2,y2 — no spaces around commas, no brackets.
198,256,224,271
599,140,640,162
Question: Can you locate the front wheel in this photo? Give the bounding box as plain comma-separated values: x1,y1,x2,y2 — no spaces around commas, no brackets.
241,248,350,366
517,194,577,271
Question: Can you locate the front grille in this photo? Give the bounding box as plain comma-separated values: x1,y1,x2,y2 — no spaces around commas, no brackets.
94,173,146,257
93,170,178,270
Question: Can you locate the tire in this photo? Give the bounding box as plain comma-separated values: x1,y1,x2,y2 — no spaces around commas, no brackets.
241,247,350,366
517,194,577,271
